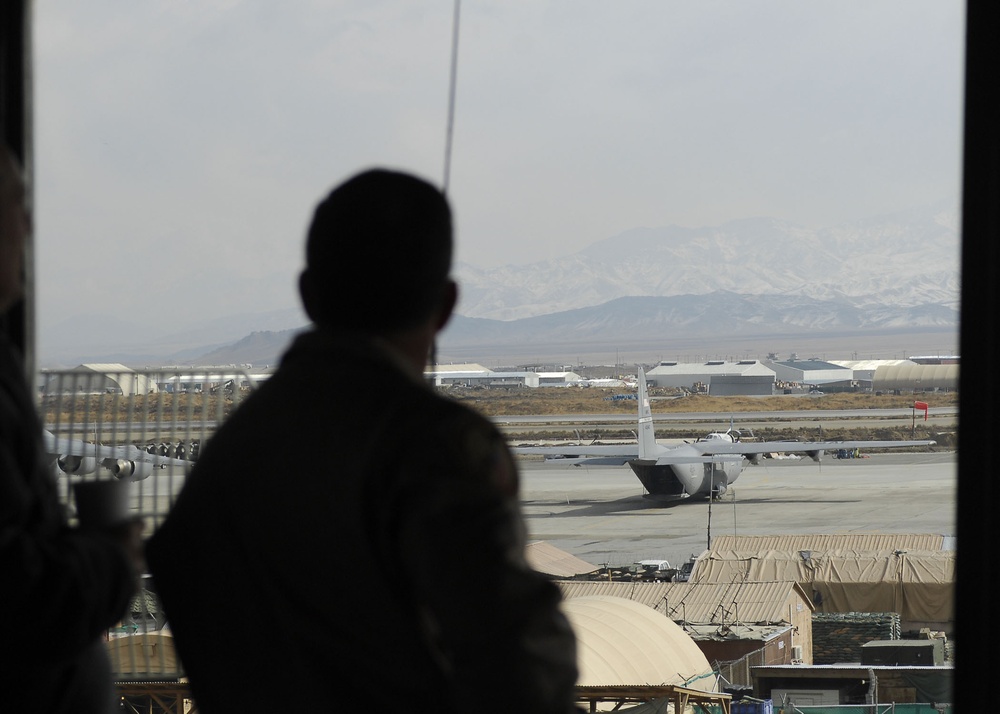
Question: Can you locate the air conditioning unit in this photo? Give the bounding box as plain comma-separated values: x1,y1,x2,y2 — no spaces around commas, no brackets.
861,639,944,666
791,645,803,661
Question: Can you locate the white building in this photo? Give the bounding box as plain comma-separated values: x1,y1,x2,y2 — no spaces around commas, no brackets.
426,364,542,388
829,359,911,383
43,364,159,395
537,371,584,386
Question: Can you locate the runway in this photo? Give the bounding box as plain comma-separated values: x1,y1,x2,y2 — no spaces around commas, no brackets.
516,450,956,570
63,429,955,564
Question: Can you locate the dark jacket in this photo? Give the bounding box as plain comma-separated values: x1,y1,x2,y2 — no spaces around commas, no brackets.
147,329,579,713
0,335,136,713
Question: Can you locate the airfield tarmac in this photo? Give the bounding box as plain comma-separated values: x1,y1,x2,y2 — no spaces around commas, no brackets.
516,450,956,569
83,436,955,570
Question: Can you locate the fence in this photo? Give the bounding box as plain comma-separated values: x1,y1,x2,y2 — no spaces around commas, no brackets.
716,647,771,689
39,367,262,685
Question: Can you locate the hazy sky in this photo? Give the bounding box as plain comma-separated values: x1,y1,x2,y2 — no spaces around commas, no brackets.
32,1,965,341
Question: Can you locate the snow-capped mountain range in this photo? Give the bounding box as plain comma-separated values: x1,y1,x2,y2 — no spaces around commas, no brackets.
40,203,960,367
454,205,959,322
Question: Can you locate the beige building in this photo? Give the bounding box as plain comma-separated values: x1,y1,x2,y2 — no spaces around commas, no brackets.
689,534,954,634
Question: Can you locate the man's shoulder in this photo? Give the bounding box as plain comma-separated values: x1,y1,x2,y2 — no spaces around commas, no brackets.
419,387,497,431
415,391,516,487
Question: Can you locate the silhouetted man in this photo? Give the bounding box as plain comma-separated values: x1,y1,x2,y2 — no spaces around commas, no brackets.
147,168,579,713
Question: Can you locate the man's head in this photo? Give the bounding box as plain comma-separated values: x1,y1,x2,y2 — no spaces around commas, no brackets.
0,147,29,314
299,168,455,336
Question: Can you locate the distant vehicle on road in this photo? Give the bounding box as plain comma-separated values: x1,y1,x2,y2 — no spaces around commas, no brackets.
674,557,696,582
634,559,676,581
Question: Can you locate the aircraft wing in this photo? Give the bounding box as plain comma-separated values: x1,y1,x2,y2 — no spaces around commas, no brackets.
43,431,190,481
652,453,746,465
512,443,639,466
513,444,760,467
693,438,936,459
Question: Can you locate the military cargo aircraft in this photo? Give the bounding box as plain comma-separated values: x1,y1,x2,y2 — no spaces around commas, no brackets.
515,368,936,502
44,430,190,482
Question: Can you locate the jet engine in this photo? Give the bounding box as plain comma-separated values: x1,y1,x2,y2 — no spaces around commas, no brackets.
806,449,825,462
57,455,98,475
108,459,154,481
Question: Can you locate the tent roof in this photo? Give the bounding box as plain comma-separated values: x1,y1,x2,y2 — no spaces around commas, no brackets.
690,546,954,624
558,580,813,625
526,541,601,577
562,596,717,689
708,533,951,553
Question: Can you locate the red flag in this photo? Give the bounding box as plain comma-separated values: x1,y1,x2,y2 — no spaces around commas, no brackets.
914,401,929,420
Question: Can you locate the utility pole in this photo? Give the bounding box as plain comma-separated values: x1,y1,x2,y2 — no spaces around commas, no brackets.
706,464,714,551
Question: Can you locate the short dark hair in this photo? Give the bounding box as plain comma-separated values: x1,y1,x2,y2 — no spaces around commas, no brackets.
301,168,453,332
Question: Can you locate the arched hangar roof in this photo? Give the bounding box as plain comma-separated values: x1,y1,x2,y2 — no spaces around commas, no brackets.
873,362,958,390
562,596,717,690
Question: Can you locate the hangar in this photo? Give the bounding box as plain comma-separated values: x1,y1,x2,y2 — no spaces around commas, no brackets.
425,363,493,387
41,363,159,395
764,358,853,389
828,359,959,392
646,360,776,396
873,361,959,392
829,359,911,389
427,365,585,388
537,371,584,386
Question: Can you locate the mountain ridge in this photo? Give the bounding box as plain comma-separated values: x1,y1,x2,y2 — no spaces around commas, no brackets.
455,205,959,320
49,291,955,368
38,203,960,367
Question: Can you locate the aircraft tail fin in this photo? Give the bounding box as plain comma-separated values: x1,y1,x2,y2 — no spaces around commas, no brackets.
637,367,659,459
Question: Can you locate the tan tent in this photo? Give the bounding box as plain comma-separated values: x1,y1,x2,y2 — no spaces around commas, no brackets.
873,362,958,391
691,548,953,627
562,595,718,691
526,541,601,577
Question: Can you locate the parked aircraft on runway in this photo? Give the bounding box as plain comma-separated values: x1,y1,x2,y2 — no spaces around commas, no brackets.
44,431,190,482
515,368,936,503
